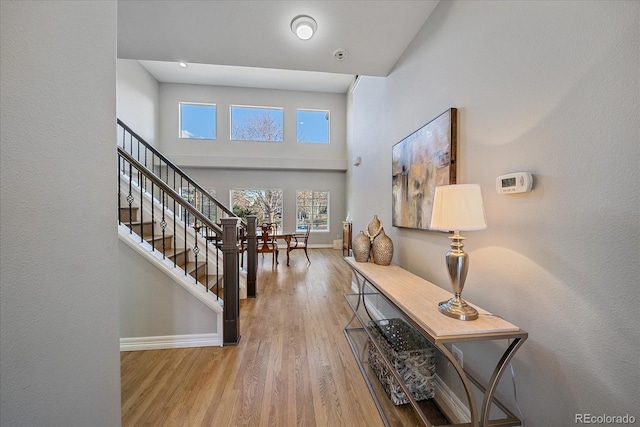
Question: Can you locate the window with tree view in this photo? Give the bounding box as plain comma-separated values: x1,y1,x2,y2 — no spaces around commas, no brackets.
297,190,329,232
179,103,217,139
231,189,283,229
231,106,283,142
297,109,330,143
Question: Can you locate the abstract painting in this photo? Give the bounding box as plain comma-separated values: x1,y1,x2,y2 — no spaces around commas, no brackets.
392,108,457,230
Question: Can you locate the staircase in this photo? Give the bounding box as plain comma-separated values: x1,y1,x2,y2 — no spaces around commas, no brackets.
117,119,258,345
119,204,225,298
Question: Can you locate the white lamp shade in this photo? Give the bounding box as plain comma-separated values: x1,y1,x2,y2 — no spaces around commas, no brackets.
430,184,487,231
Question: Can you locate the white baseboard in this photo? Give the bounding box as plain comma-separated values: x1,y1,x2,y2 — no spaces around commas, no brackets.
308,243,334,249
434,374,471,423
120,333,222,351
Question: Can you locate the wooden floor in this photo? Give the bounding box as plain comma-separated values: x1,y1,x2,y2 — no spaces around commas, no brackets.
120,249,384,427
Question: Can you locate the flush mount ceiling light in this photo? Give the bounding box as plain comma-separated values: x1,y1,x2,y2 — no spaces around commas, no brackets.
178,62,188,68
291,15,317,40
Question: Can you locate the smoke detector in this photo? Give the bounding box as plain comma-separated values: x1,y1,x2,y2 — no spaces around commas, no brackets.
333,49,348,61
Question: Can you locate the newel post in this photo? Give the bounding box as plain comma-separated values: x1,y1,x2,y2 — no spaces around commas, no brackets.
221,217,240,345
246,215,257,298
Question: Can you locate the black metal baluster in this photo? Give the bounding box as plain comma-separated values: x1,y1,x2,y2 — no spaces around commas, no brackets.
127,160,134,235
151,182,155,251
179,176,183,220
204,226,209,292
183,204,188,276
171,167,175,212
173,197,177,268
139,166,144,243
161,190,167,259
193,222,199,284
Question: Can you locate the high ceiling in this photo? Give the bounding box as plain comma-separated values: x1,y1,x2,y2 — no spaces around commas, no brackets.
117,1,439,93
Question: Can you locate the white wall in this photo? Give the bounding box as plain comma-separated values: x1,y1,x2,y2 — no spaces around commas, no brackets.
159,83,347,170
156,83,348,245
347,1,639,425
116,59,160,146
0,2,121,426
118,241,218,338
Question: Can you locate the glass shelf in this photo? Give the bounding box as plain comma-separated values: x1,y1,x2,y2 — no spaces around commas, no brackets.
344,316,450,426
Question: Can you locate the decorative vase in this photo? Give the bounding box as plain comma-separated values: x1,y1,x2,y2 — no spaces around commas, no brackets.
372,229,394,266
353,231,371,262
366,215,382,240
365,215,383,263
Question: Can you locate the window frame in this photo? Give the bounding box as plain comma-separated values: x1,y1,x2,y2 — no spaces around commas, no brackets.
230,188,284,229
296,190,330,233
230,104,284,142
296,109,331,144
178,102,217,140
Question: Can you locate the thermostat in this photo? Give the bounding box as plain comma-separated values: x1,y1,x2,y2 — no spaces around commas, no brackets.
496,172,533,194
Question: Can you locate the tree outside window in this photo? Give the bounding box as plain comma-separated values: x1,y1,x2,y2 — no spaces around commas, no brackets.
297,190,329,232
231,189,283,228
231,106,283,142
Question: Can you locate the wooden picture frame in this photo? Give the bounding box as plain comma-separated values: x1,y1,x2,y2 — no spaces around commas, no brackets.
392,108,457,230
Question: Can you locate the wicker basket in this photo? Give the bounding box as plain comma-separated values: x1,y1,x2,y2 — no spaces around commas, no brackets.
366,318,436,405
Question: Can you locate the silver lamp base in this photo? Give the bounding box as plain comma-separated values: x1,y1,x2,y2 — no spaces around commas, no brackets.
438,296,479,321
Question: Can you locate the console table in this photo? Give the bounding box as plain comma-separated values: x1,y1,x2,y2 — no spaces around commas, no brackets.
343,257,528,427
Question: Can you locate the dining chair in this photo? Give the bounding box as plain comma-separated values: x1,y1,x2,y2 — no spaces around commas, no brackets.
257,222,278,267
289,225,311,263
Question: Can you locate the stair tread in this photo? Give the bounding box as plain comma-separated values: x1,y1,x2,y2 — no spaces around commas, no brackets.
184,260,206,272
204,274,223,286
143,234,173,240
168,248,189,257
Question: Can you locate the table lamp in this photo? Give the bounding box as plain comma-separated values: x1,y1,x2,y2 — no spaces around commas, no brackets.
430,184,487,320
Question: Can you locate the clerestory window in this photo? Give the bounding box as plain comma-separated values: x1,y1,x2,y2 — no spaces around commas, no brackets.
179,102,217,140
230,105,284,142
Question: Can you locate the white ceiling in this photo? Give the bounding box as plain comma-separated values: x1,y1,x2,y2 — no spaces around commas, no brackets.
117,1,439,93
137,60,357,94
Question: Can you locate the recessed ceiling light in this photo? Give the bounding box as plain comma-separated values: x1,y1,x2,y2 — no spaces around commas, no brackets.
178,62,188,68
291,15,317,41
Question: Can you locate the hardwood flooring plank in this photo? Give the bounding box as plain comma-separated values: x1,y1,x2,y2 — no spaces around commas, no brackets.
121,249,384,427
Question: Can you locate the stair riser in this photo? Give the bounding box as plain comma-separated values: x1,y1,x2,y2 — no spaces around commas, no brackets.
145,236,173,251
119,207,139,223
127,222,155,236
168,250,190,268
188,265,208,281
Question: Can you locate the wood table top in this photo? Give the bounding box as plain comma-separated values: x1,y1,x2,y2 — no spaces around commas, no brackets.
345,257,523,339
